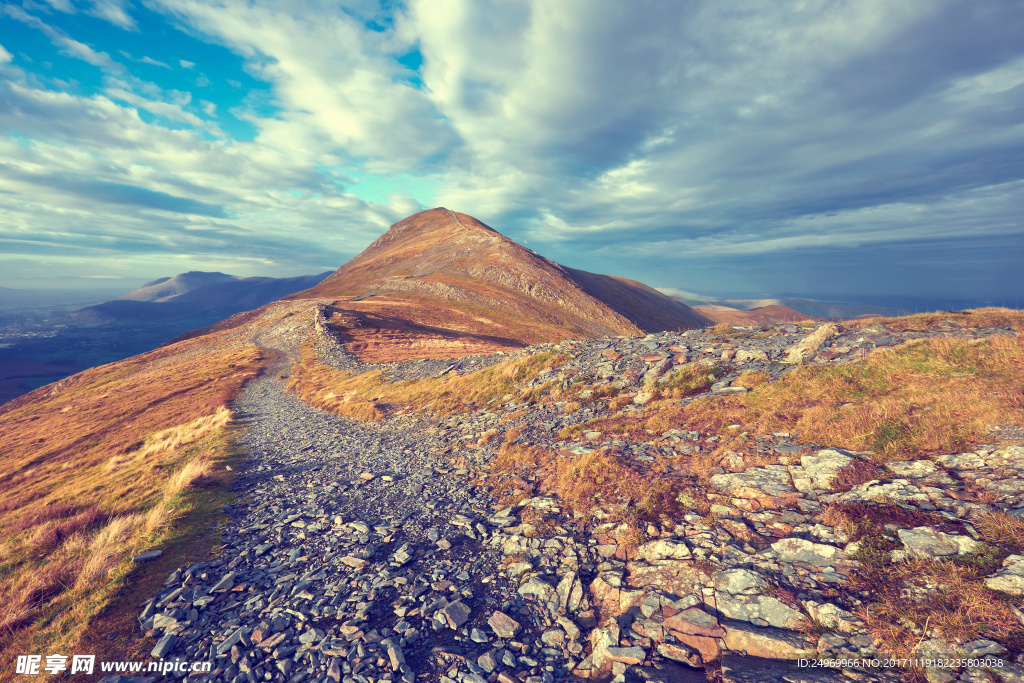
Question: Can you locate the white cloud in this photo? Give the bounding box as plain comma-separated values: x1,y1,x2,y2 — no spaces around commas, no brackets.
32,0,137,29
4,5,124,71
1,0,1023,293
86,0,137,30
0,42,12,64
151,0,457,172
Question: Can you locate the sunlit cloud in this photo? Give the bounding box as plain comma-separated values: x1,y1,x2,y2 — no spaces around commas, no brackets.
0,0,1020,300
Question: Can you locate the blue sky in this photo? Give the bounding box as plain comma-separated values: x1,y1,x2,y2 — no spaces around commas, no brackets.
1,0,1022,301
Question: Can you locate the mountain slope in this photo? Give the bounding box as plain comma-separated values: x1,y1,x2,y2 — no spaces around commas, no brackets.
166,273,333,310
290,208,709,346
73,272,331,324
119,271,239,302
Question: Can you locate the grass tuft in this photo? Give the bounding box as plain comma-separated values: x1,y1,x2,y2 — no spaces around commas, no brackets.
288,343,569,419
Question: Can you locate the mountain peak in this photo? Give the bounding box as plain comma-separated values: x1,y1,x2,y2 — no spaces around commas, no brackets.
293,209,709,342
355,208,506,268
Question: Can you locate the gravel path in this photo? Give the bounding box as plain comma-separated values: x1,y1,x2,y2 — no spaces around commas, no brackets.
138,328,591,683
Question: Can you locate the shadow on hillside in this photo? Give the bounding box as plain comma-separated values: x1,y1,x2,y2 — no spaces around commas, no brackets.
330,307,527,361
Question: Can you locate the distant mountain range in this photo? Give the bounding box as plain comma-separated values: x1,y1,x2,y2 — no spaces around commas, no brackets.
667,295,908,321
660,290,1021,320
0,270,331,405
691,303,819,325
70,271,332,324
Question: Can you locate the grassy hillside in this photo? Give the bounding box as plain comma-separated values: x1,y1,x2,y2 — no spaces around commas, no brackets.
0,338,263,669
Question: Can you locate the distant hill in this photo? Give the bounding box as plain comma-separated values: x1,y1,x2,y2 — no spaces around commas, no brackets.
73,272,332,324
118,271,240,302
694,304,818,325
669,295,906,320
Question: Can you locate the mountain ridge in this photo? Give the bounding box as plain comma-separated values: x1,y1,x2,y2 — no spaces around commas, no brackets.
290,207,710,344
73,271,332,324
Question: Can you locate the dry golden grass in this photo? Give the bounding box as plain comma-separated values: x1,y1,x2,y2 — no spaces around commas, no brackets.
648,363,723,400
0,338,262,670
554,448,691,526
733,370,770,390
288,343,568,419
492,443,553,474
105,406,231,472
819,500,1024,671
849,307,1024,333
828,459,891,492
710,322,736,335
976,511,1024,552
673,333,1024,459
477,428,499,446
0,415,236,631
859,559,1020,663
607,396,632,413
504,424,527,442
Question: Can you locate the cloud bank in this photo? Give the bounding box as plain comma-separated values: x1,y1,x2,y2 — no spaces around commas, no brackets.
0,0,1021,299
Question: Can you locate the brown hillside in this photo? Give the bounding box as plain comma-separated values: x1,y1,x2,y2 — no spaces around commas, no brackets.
695,303,818,325
289,208,709,352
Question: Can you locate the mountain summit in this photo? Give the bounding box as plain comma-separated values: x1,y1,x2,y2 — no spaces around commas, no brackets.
294,208,709,341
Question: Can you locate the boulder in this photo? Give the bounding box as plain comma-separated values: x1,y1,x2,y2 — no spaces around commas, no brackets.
518,577,558,604
714,569,769,595
590,625,620,669
735,349,768,363
783,323,838,364
556,571,585,613
985,555,1024,595
635,539,692,562
672,633,720,663
802,601,860,634
589,574,645,618
771,537,845,567
715,593,806,630
710,466,794,503
896,527,979,560
831,479,931,507
624,562,709,603
487,611,522,638
662,608,725,638
656,643,702,668
788,449,854,492
720,620,816,659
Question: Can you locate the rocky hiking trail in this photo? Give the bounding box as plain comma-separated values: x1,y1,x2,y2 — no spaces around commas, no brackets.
134,312,1024,683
